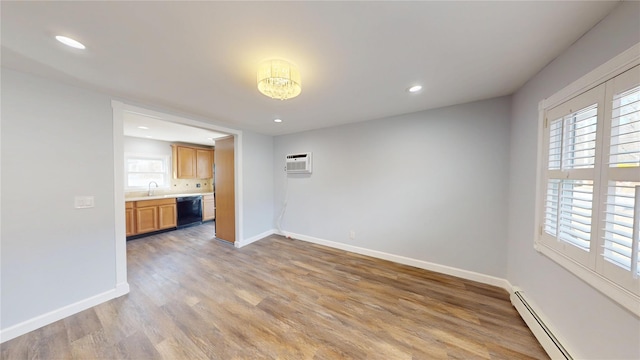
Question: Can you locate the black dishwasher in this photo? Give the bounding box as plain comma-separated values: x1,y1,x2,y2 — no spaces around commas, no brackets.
176,196,202,229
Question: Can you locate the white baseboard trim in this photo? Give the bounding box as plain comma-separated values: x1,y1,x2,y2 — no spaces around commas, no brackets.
277,230,511,290
115,282,131,297
235,229,276,248
510,287,572,360
0,283,130,344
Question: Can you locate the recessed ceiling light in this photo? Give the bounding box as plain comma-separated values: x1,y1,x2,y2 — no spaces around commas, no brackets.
145,135,153,138
408,85,423,93
55,36,86,50
274,118,283,123
137,126,149,130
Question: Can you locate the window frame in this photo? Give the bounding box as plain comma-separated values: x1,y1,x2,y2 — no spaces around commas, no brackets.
534,43,640,317
124,153,171,191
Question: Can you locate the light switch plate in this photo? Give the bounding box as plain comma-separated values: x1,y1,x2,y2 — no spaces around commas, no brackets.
75,196,95,209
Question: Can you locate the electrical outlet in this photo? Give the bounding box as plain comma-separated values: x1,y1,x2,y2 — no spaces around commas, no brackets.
349,230,356,240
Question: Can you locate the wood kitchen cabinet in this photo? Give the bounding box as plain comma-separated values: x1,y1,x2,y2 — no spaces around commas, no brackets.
127,198,177,237
172,145,214,179
158,202,177,229
196,149,213,179
125,202,135,236
175,146,196,178
135,205,158,234
202,194,215,221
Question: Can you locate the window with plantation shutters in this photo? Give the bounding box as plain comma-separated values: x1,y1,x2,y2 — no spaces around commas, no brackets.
537,57,640,316
598,69,640,294
543,107,598,250
603,84,639,272
602,181,639,272
609,85,640,168
540,84,604,266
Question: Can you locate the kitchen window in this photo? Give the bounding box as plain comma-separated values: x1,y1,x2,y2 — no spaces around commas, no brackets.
124,154,170,190
537,57,639,316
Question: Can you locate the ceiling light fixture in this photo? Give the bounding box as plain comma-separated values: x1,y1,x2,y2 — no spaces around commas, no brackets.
137,126,149,130
408,85,423,93
257,59,301,100
55,35,86,49
274,118,283,123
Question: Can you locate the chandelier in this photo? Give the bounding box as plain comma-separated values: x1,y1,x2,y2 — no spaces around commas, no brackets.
257,59,302,100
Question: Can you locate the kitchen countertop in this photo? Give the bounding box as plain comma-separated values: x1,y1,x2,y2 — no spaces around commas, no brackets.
126,192,213,202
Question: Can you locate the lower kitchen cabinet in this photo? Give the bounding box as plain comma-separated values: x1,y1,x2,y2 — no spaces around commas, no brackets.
203,194,215,221
125,202,135,236
127,198,177,237
158,203,177,229
135,206,158,234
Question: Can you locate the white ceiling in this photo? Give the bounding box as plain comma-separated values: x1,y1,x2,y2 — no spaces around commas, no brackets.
123,111,227,147
1,1,619,136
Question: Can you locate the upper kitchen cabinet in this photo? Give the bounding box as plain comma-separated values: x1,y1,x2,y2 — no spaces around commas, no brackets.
172,144,214,179
196,149,213,179
175,146,196,178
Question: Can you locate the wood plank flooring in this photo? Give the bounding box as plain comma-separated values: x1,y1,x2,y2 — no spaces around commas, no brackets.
1,223,548,359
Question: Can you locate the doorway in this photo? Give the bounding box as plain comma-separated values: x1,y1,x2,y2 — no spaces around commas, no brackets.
112,101,244,288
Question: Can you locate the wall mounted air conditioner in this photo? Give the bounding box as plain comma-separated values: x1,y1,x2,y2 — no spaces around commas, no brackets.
286,152,312,174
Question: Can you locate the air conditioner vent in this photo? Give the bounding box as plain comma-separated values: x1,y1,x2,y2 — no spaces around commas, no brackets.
286,152,312,174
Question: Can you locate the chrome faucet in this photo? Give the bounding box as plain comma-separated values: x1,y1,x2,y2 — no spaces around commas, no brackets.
148,181,159,196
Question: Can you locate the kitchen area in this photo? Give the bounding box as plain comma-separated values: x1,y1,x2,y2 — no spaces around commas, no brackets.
123,112,230,241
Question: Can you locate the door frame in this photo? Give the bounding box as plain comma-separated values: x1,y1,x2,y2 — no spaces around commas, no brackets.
111,101,244,288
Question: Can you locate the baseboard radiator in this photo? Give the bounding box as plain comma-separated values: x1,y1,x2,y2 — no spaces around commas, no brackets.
511,290,572,360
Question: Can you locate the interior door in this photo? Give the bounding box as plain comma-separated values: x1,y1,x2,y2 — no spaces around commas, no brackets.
214,136,235,243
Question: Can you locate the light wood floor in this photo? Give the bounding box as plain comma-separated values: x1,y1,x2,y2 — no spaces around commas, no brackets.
1,222,548,359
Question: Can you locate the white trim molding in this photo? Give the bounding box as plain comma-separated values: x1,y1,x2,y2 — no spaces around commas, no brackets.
278,230,511,290
111,100,129,294
235,132,244,244
0,286,128,343
235,229,276,248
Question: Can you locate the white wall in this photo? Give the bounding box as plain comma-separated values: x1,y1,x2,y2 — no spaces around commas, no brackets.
242,131,275,239
1,69,117,329
507,1,640,359
274,96,511,277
